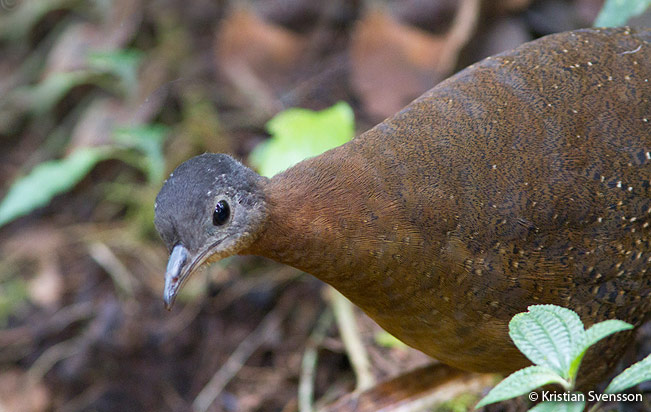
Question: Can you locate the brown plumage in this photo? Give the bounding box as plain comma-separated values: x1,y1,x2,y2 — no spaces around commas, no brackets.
154,27,651,385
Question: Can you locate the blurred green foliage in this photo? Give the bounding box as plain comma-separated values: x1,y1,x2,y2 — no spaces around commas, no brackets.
249,102,355,177
594,0,651,26
0,28,169,228
113,124,170,183
15,72,98,116
11,48,143,116
0,148,110,227
0,276,29,327
0,121,169,228
438,393,480,412
374,330,408,349
0,0,79,41
87,50,144,96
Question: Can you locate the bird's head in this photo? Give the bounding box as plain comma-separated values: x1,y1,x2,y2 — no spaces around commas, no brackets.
154,153,268,309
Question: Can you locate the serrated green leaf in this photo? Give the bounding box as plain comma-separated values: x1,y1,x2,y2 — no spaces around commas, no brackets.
475,366,568,409
112,124,169,183
585,320,633,348
528,399,585,412
249,102,355,177
567,320,633,382
0,147,110,227
594,0,651,27
605,354,651,394
509,305,585,379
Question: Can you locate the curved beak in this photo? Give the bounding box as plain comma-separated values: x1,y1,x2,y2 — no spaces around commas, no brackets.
164,244,190,310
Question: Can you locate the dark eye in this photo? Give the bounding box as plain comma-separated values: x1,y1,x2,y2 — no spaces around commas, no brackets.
213,200,230,226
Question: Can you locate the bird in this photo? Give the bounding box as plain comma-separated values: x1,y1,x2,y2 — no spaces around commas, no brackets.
154,27,650,386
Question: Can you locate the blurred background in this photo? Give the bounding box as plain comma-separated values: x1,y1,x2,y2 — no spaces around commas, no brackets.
0,1,649,411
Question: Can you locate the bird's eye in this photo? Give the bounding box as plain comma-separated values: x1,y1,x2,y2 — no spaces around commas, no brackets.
213,200,230,226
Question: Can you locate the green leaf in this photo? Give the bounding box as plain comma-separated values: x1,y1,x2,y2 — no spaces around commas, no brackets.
0,147,110,227
440,393,479,412
87,49,144,95
528,399,585,412
374,331,408,349
112,124,169,183
0,0,78,41
568,320,633,381
0,277,29,328
605,354,651,394
475,366,568,409
249,102,355,177
509,305,586,379
594,0,651,27
585,320,633,348
15,71,96,115
11,50,143,114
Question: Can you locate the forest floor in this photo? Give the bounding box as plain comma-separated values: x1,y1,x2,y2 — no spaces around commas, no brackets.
0,1,649,411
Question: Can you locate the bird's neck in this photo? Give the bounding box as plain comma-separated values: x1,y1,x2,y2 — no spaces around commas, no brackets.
245,146,373,285
243,140,452,315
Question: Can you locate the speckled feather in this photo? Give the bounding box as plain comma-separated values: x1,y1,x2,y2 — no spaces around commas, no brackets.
247,27,650,382
157,27,650,386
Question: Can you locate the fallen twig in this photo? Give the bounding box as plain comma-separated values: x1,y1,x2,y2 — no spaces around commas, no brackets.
328,287,374,391
320,363,495,412
299,308,334,412
88,242,138,298
192,291,295,412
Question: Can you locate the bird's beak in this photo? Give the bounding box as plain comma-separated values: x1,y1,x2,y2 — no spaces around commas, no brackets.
164,244,190,310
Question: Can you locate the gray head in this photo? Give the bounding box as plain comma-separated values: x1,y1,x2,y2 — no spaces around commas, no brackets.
154,153,268,309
